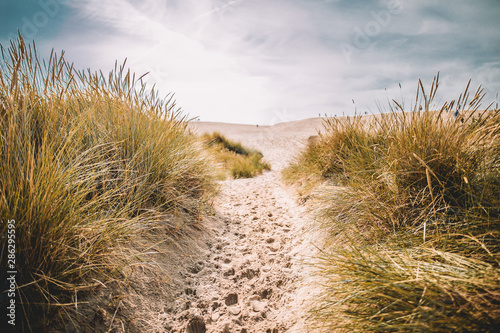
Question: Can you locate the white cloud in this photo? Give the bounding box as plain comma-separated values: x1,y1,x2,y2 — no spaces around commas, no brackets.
28,0,500,124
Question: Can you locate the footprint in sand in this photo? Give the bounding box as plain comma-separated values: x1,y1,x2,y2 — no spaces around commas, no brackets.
161,122,321,332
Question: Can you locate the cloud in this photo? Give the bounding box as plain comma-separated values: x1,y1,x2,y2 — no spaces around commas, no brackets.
2,0,500,124
48,0,349,123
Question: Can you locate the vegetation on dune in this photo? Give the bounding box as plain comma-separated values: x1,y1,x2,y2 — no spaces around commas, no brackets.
202,132,271,179
0,35,216,329
284,74,500,332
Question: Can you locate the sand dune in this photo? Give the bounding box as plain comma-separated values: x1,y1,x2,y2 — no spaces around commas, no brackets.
190,117,326,170
152,118,327,332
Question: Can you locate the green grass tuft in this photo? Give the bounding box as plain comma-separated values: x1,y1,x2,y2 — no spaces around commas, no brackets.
285,74,500,332
202,132,271,179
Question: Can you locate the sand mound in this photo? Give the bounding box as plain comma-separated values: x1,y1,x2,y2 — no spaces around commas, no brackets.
190,117,325,170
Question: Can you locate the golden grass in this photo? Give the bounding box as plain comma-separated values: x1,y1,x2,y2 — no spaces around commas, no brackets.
284,74,500,332
0,35,216,328
201,132,271,179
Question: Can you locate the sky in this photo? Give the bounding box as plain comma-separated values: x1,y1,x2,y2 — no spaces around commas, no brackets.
1,0,499,125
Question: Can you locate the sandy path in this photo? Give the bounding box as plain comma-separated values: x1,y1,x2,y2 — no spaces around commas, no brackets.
170,173,308,332
50,118,326,332
160,119,324,332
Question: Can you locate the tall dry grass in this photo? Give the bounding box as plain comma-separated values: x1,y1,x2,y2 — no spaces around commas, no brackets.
0,35,215,329
285,74,500,332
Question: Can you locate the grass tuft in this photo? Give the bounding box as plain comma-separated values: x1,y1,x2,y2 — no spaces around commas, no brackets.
202,132,271,179
285,73,500,332
0,35,216,329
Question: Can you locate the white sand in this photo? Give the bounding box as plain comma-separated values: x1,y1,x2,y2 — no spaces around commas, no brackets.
190,118,325,170
162,118,326,332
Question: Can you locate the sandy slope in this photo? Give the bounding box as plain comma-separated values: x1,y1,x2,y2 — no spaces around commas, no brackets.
190,118,324,171
160,118,326,332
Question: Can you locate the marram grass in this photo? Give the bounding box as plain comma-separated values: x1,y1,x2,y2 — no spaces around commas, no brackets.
0,35,216,328
285,74,500,332
202,132,271,179
314,243,499,332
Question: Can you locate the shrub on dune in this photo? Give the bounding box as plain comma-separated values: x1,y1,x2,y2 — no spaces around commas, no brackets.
202,132,271,179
